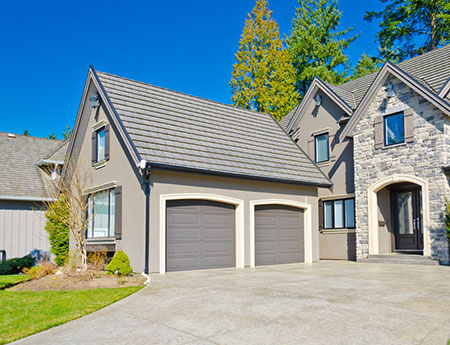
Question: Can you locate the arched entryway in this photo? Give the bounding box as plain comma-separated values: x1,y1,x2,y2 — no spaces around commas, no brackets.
367,175,430,256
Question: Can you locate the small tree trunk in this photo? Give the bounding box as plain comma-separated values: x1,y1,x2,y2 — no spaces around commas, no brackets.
430,9,437,51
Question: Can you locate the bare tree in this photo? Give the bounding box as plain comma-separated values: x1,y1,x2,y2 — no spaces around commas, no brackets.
44,159,93,271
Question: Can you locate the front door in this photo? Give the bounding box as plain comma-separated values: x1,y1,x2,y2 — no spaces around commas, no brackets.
392,187,423,252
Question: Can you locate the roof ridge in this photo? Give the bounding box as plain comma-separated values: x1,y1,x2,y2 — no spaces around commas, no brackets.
96,70,270,119
0,131,62,142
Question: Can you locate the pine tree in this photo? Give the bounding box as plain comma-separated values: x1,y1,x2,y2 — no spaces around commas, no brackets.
365,0,450,61
46,133,57,140
62,126,72,139
285,0,359,96
350,52,380,80
230,0,299,121
23,130,30,136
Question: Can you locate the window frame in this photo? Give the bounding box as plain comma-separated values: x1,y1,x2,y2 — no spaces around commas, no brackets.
322,197,355,229
314,132,329,163
383,112,405,147
96,127,106,163
87,188,116,239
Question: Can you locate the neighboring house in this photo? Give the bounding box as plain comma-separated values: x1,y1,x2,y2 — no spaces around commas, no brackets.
66,67,331,274
0,133,68,259
281,44,450,264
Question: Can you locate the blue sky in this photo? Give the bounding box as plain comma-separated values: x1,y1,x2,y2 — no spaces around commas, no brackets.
0,0,384,139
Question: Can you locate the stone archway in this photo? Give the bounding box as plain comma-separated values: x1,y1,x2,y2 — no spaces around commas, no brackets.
367,174,430,256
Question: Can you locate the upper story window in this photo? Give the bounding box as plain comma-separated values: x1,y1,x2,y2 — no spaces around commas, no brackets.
87,189,115,238
315,133,329,163
91,124,110,164
96,128,106,162
323,198,355,229
384,112,404,146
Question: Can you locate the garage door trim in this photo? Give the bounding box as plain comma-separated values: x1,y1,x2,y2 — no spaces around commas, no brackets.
250,199,313,266
160,193,244,274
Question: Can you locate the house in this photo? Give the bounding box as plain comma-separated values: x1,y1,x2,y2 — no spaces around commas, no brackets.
66,67,331,273
0,133,68,260
280,44,450,264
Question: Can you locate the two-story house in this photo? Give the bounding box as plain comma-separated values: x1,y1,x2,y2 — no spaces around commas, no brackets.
281,45,450,264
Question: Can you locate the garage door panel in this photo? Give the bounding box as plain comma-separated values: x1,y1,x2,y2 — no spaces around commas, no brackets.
167,200,236,272
255,205,304,266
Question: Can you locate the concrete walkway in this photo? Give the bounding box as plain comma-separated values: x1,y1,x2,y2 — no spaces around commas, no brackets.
13,261,450,345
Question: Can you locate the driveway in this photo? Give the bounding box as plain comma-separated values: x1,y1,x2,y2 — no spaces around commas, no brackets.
13,261,450,345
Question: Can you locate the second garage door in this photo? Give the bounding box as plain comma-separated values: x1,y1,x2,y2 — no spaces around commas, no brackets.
166,200,236,272
255,204,304,266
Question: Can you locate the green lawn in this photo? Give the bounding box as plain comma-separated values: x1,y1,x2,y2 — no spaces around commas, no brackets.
0,274,30,289
0,286,143,344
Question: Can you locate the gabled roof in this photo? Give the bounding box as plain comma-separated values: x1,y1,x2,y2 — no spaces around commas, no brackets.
282,44,450,136
85,68,331,187
340,61,450,140
284,78,353,133
0,132,63,200
37,137,69,166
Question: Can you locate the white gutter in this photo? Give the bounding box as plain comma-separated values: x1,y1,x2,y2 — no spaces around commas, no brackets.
0,195,56,202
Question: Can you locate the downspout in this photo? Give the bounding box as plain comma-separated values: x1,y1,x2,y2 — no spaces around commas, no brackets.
144,164,151,275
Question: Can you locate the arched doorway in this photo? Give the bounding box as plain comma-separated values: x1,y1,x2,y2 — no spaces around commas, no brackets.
367,174,430,256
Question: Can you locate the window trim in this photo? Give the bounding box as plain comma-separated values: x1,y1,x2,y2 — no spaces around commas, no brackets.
314,132,329,163
323,197,355,229
383,112,405,147
87,188,116,239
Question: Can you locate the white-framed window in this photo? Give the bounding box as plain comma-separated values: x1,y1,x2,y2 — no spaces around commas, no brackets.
315,133,329,163
323,198,355,229
96,127,106,162
87,189,115,238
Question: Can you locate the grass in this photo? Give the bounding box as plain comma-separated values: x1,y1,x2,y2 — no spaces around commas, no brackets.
0,286,143,344
0,274,30,289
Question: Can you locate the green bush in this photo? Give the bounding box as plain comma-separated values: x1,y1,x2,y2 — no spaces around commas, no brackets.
45,195,70,266
106,250,132,276
0,255,35,275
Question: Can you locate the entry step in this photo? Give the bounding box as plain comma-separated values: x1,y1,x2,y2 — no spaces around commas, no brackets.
359,254,440,266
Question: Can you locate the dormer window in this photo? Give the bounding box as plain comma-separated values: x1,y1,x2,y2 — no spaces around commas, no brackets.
314,133,329,163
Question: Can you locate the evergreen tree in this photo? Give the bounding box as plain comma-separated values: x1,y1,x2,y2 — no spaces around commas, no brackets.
365,0,450,61
46,133,57,140
45,195,70,266
285,0,359,96
350,52,380,80
23,130,30,136
230,0,299,121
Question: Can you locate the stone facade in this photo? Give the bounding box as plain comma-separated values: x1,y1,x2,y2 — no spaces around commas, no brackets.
353,75,450,262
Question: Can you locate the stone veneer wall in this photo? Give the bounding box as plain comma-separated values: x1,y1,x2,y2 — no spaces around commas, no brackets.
353,75,450,262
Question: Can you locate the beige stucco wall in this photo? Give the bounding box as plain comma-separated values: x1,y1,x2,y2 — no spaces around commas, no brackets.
70,81,146,271
293,89,355,260
148,169,319,273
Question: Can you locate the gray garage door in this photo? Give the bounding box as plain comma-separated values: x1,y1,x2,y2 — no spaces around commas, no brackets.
255,205,304,266
166,200,236,272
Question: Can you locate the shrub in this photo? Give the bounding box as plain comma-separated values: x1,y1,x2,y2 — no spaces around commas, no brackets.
45,195,70,266
23,261,57,279
0,255,35,275
88,249,108,271
106,250,132,276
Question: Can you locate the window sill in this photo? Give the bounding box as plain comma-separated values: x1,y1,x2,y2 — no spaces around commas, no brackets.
316,160,330,167
382,142,406,150
86,237,116,244
92,160,107,169
320,228,356,234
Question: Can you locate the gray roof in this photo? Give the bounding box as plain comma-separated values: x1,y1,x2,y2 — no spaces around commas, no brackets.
0,133,63,199
95,71,331,186
278,103,300,130
338,44,450,107
280,44,450,131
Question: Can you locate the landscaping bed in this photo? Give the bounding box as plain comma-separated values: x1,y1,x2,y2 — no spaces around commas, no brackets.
8,270,146,291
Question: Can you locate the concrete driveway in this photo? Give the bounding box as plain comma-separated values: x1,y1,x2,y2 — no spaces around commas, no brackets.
13,261,450,345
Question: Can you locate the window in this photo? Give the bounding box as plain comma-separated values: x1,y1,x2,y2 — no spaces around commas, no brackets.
384,112,404,146
315,133,329,163
96,128,106,162
323,198,355,229
87,189,115,238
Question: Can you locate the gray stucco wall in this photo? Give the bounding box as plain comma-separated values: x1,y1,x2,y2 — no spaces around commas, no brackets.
293,89,356,260
353,75,450,262
0,200,49,259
